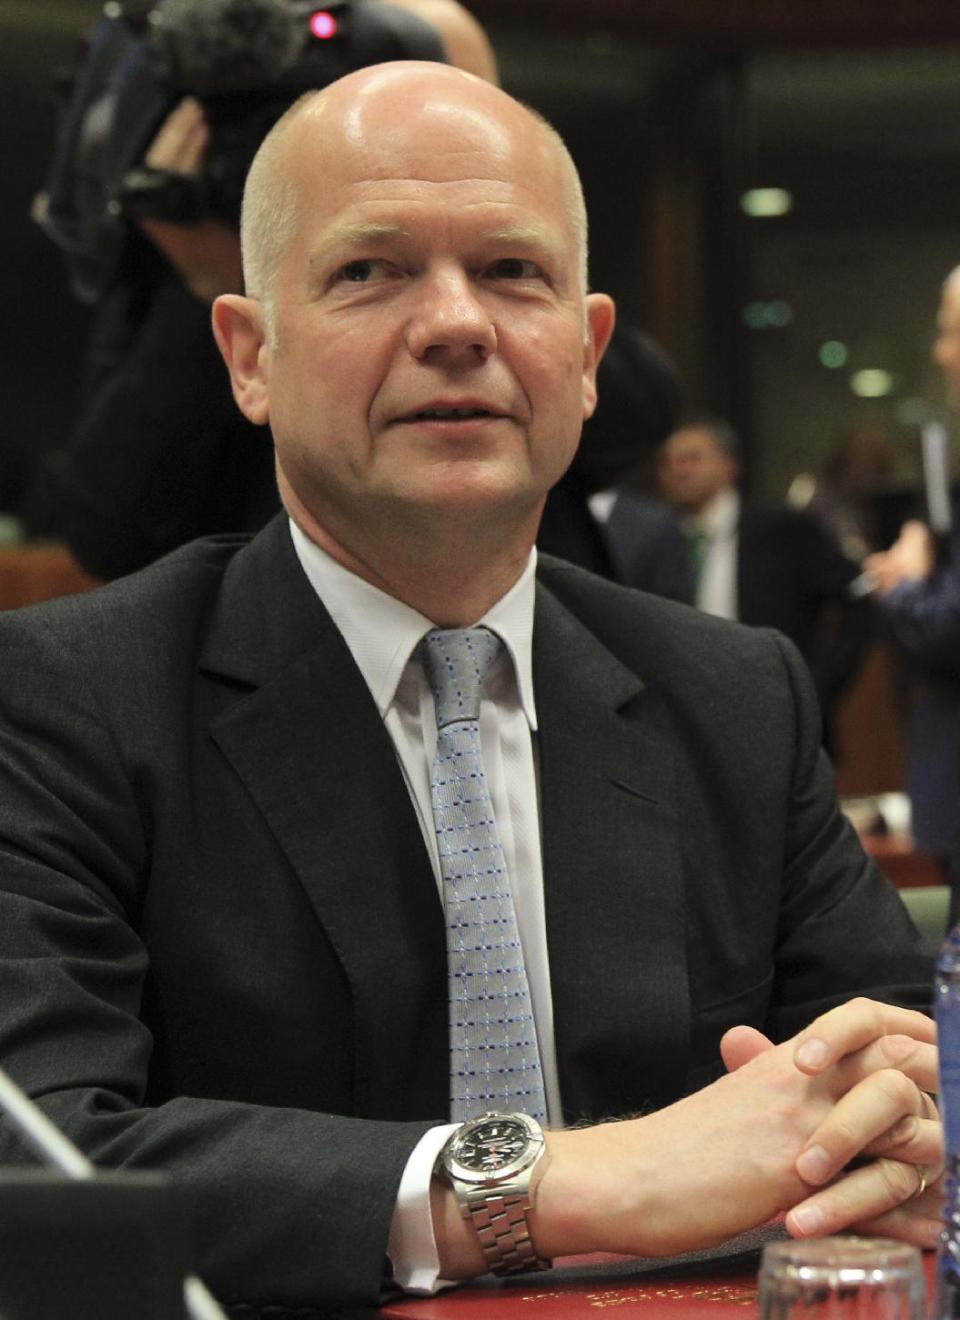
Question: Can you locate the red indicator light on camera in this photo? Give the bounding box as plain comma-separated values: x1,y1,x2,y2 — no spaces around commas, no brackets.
310,10,338,38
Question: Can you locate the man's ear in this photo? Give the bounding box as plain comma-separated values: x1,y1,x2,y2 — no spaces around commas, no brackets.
211,294,271,426
581,293,616,421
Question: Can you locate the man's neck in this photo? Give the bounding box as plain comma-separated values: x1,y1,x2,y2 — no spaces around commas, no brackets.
685,486,738,529
283,489,541,627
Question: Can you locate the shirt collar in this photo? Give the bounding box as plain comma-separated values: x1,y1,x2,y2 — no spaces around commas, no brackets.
689,487,740,537
288,519,539,730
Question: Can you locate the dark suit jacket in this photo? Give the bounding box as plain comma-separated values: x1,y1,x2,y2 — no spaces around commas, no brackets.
736,503,864,688
604,494,871,713
0,517,930,1314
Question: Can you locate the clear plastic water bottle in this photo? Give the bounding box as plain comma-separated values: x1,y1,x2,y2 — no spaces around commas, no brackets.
936,924,960,1317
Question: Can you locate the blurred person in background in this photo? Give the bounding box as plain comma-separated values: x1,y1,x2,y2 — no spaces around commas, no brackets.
31,0,496,581
791,423,899,562
863,265,960,913
605,415,873,743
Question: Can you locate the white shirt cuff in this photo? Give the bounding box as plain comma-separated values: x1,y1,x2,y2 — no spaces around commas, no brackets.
388,1123,461,1294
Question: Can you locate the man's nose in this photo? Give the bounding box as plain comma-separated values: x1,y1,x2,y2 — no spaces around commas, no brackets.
404,268,498,363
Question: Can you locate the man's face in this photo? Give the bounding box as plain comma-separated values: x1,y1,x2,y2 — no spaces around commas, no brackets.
933,277,960,408
231,68,612,562
658,427,737,515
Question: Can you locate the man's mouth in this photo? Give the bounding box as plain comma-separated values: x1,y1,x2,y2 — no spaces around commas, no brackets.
398,406,505,423
401,403,499,419
418,407,490,419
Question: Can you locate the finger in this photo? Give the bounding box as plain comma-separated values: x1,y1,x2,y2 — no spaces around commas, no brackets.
862,1115,944,1171
845,1207,942,1251
175,116,210,175
785,1156,930,1240
835,1035,939,1096
838,1174,945,1252
795,1069,924,1186
793,998,935,1075
720,1025,774,1073
145,98,208,172
145,99,200,163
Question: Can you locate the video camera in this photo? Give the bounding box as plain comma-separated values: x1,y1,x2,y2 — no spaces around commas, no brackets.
35,0,446,303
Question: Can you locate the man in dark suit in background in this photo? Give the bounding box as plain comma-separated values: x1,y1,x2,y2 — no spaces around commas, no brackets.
0,64,941,1315
607,416,871,732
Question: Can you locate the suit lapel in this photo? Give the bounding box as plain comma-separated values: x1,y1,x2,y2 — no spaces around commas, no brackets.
200,519,448,1119
533,583,691,1120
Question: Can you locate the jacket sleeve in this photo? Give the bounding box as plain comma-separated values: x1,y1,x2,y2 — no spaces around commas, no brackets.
875,558,960,674
764,629,933,1039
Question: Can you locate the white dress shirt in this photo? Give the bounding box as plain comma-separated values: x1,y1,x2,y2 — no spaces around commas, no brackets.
687,487,740,620
288,520,563,1292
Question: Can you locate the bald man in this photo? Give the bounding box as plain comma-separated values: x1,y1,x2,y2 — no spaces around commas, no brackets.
0,65,940,1314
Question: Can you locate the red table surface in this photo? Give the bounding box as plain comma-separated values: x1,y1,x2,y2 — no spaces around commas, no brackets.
377,1248,938,1317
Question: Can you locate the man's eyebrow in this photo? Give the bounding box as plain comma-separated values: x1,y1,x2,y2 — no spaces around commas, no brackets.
307,222,412,272
480,224,560,251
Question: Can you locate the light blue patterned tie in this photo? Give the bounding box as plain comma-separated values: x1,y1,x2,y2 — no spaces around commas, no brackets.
420,627,547,1122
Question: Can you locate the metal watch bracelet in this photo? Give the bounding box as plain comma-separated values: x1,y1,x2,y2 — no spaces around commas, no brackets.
459,1184,550,1275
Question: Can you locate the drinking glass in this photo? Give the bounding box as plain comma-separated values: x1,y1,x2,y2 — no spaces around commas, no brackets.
759,1237,927,1318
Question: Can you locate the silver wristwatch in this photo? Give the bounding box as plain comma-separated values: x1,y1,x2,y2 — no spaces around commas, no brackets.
436,1112,550,1276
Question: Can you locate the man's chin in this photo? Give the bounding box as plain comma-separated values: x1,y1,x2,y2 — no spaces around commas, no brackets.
396,465,549,511
387,477,548,535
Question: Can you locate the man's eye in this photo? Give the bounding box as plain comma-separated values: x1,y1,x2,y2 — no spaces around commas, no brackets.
487,258,542,280
337,259,383,283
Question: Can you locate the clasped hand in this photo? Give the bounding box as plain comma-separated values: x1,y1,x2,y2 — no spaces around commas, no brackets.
724,997,942,1247
535,998,942,1260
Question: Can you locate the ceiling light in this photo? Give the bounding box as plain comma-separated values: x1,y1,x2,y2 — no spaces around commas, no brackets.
850,369,894,398
819,341,848,369
741,188,793,218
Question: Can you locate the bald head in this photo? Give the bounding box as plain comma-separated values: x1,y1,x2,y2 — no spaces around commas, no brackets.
240,62,588,325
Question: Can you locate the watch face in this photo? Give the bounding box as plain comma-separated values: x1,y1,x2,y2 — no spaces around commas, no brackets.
445,1113,543,1185
459,1118,527,1170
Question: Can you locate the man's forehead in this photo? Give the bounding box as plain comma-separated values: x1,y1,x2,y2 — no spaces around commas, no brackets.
671,428,719,452
293,124,559,199
293,159,578,262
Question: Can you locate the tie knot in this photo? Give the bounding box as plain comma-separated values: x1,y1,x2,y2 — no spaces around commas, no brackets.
420,627,503,728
